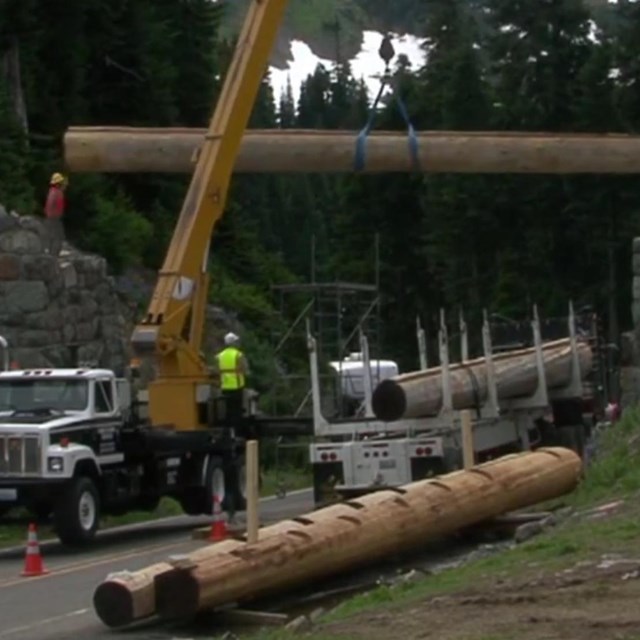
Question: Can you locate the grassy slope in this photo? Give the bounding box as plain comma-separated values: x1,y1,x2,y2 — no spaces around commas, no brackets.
250,406,640,640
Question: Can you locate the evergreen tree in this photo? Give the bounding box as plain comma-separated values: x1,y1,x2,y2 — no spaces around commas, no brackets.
0,78,33,213
278,77,296,128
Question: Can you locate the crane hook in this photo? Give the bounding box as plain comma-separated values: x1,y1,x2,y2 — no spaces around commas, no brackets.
378,33,395,68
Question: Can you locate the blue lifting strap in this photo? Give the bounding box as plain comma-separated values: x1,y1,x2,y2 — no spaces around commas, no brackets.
354,77,420,172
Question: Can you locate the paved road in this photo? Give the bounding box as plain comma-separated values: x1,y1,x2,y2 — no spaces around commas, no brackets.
0,489,314,640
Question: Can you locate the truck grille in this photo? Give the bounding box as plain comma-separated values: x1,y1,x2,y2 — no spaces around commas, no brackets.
0,434,40,476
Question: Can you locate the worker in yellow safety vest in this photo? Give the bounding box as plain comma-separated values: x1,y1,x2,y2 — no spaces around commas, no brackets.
216,332,249,423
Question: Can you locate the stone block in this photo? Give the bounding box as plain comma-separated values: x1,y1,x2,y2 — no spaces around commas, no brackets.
22,255,58,281
18,216,45,234
63,305,81,324
78,342,104,365
76,321,97,342
633,237,640,254
63,323,76,343
0,254,21,280
0,216,19,235
633,253,640,276
59,262,78,288
25,309,64,331
0,229,43,254
0,312,25,328
0,281,49,313
18,330,60,349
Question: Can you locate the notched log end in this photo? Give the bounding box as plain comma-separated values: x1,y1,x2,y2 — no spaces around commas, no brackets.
93,581,135,629
372,379,406,422
154,568,200,620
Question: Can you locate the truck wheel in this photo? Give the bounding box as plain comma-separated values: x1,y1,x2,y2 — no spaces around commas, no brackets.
53,476,100,545
226,454,247,513
29,502,52,521
204,456,226,515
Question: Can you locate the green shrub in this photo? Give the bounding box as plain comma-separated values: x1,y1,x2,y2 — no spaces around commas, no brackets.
83,191,153,273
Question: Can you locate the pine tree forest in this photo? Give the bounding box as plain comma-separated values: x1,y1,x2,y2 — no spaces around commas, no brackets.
2,0,640,396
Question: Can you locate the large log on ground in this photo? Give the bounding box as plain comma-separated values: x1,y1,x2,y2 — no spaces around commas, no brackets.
92,539,246,628
372,338,592,422
63,127,640,175
144,448,580,620
92,562,173,629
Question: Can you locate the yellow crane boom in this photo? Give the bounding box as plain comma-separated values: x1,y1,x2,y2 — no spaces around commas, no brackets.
131,0,289,431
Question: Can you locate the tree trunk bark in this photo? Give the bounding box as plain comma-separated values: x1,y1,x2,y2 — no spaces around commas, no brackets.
371,338,592,422
63,127,640,174
1,38,28,134
146,448,580,621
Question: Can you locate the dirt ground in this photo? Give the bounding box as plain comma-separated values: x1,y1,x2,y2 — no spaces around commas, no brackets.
316,558,640,640
315,547,640,640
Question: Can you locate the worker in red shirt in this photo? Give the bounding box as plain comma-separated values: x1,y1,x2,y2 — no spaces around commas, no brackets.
44,172,67,256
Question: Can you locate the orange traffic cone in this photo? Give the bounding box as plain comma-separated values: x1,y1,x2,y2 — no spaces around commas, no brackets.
21,523,49,577
209,495,227,542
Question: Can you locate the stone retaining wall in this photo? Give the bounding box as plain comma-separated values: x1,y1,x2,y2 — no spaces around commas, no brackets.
0,206,132,373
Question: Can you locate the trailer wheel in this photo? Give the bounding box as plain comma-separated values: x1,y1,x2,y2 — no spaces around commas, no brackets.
226,454,247,513
53,476,100,545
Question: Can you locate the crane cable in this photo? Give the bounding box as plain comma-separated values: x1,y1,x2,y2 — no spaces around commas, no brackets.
354,33,420,172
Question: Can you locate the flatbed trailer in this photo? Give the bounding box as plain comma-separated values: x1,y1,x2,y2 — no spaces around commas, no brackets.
309,303,603,506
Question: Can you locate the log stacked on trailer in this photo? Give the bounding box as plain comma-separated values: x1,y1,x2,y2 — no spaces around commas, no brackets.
371,337,592,423
63,127,640,175
93,447,582,627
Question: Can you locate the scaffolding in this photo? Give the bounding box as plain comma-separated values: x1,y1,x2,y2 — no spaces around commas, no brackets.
267,236,382,420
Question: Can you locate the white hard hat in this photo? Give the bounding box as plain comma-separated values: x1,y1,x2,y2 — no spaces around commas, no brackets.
224,332,240,346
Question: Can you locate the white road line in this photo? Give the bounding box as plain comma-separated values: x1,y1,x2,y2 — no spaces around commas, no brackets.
0,608,89,638
0,487,313,557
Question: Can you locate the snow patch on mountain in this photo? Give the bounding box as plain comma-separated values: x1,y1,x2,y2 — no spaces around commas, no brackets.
269,31,426,105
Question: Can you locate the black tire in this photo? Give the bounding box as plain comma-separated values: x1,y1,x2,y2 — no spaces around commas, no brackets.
53,476,100,546
226,454,247,513
137,495,161,512
29,502,52,521
179,493,203,516
181,455,226,516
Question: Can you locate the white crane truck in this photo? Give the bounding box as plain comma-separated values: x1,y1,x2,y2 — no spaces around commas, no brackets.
0,358,256,544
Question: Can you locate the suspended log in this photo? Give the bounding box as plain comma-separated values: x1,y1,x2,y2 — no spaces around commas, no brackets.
372,338,593,423
143,448,580,620
63,127,640,175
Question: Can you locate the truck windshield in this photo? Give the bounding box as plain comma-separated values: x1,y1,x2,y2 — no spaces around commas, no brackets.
0,379,89,412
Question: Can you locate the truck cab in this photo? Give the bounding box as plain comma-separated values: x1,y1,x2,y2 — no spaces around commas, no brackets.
0,368,132,543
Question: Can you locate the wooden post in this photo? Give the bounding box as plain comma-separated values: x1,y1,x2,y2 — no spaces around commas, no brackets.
246,440,259,544
461,410,474,469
